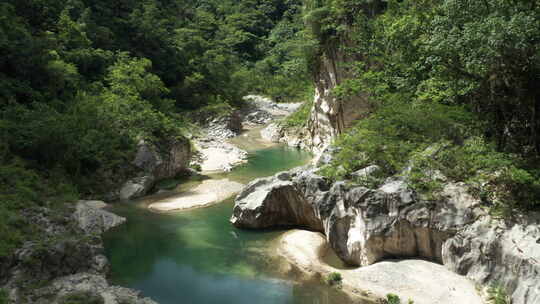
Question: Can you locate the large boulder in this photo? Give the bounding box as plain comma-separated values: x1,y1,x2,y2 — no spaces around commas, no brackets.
73,200,126,234
118,176,154,201
116,138,191,201
231,172,323,230
232,170,477,266
133,138,191,180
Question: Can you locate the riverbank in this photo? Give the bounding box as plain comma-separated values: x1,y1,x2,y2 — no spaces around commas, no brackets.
152,96,305,213
275,230,483,304
148,178,244,212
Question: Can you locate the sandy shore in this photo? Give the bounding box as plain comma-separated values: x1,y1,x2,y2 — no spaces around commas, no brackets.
276,230,484,304
195,141,248,173
148,179,244,212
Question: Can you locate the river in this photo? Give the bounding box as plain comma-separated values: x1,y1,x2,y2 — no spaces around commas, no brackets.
103,127,355,304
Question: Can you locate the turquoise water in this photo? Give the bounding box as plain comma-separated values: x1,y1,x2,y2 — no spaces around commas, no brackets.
104,143,357,304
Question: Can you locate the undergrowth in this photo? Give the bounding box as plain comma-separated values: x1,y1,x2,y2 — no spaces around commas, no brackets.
321,100,540,213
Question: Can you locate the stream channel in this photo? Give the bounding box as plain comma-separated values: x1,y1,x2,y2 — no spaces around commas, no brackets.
104,127,355,304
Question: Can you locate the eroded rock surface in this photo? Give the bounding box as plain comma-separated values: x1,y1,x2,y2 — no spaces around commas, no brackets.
306,47,371,153
115,138,192,201
277,230,483,304
443,216,540,304
231,167,540,304
1,203,156,304
74,200,126,234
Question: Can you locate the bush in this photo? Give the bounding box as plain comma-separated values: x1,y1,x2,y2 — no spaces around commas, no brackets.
487,284,509,304
322,98,540,212
0,289,8,304
386,293,401,304
325,272,343,285
281,98,313,128
0,159,77,257
322,101,474,180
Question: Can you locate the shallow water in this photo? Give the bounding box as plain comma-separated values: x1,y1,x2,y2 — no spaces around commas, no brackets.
104,135,359,304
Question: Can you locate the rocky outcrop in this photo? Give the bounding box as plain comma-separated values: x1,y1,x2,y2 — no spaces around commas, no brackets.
231,168,540,304
1,202,156,304
260,123,311,149
116,138,192,201
204,111,243,139
36,273,156,304
73,200,126,234
231,172,322,230
443,216,540,304
306,47,372,153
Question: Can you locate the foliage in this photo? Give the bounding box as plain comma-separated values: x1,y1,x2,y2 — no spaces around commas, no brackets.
325,271,343,285
386,293,401,304
0,288,7,304
316,0,540,211
0,0,310,259
487,284,510,304
322,101,474,179
281,97,313,128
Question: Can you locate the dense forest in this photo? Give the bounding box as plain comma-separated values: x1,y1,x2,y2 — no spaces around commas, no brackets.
307,0,540,215
1,0,540,297
0,0,312,258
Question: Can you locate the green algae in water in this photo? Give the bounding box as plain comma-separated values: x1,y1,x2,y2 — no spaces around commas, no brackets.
104,143,359,303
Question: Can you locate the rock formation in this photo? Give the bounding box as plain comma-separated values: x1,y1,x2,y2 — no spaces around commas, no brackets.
276,230,484,304
231,167,540,304
116,138,192,200
306,47,371,153
1,201,156,304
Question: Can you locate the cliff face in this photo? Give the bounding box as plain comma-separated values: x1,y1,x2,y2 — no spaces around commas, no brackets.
306,46,371,153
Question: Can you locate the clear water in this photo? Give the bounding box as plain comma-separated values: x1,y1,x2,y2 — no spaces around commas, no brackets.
104,138,360,304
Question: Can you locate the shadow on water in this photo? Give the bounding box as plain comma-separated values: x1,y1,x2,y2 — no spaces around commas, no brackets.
104,140,366,303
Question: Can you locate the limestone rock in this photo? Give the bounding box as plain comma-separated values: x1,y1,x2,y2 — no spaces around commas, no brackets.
260,123,282,143
306,47,371,153
118,175,154,201
73,201,126,234
443,216,540,304
204,111,243,140
133,138,191,180
230,173,322,230
277,230,483,304
232,171,475,266
33,273,157,304
232,167,540,304
350,165,381,179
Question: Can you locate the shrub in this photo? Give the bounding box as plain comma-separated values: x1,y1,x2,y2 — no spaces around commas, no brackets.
0,289,8,304
325,272,343,285
386,293,401,304
487,284,509,304
323,99,540,212
281,98,314,129
322,100,474,180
